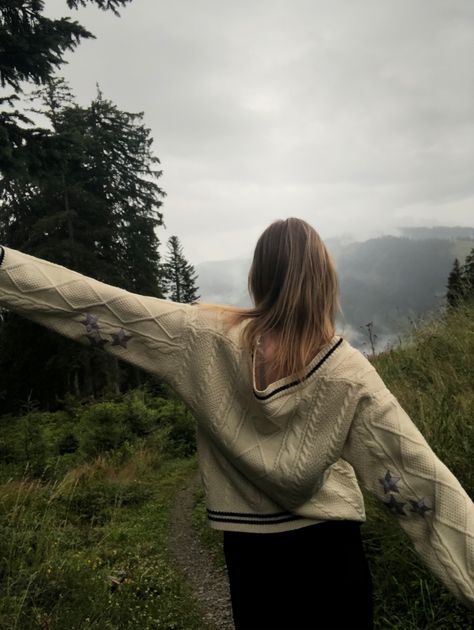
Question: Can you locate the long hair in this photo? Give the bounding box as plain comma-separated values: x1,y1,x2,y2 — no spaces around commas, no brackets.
195,217,343,384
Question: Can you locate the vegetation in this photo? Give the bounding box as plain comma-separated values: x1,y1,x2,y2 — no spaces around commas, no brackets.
0,386,209,629
446,247,474,308
0,2,202,416
0,0,132,179
0,71,174,414
0,4,202,626
161,235,201,304
192,299,474,629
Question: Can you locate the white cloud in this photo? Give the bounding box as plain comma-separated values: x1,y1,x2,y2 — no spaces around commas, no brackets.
40,0,474,263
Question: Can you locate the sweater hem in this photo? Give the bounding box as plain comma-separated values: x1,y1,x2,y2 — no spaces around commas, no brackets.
206,514,366,533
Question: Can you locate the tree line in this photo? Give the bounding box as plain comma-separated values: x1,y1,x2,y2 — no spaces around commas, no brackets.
0,0,199,415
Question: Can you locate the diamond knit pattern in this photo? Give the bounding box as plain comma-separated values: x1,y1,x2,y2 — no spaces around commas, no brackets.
0,244,473,611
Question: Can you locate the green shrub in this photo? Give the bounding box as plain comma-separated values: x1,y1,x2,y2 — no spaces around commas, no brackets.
17,412,47,478
57,431,79,455
147,397,196,457
77,401,129,458
0,437,15,464
43,452,83,483
165,407,197,458
121,388,160,437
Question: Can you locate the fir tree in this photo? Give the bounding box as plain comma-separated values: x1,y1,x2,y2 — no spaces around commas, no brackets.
460,247,474,304
10,79,167,295
0,0,132,175
0,79,168,412
446,258,467,308
84,84,167,297
0,0,131,91
162,235,200,304
181,258,201,304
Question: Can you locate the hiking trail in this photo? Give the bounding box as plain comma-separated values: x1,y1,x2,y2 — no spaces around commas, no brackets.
169,469,235,630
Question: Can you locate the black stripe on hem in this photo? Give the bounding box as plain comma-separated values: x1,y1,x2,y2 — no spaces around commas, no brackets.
0,246,4,268
207,514,304,525
207,508,290,518
253,336,344,400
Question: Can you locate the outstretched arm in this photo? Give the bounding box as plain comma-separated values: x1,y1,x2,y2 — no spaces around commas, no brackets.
0,245,193,388
341,385,474,610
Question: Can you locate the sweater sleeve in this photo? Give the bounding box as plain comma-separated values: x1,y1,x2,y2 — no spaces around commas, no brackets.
0,245,193,387
341,385,474,610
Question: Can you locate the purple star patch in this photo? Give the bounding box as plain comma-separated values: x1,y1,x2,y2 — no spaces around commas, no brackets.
408,497,432,516
80,313,100,332
379,470,401,494
382,494,407,516
110,328,132,348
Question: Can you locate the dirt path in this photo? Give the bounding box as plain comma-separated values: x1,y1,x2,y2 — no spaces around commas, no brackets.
168,469,235,630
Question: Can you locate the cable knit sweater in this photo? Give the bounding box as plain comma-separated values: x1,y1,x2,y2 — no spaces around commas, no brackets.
0,245,473,610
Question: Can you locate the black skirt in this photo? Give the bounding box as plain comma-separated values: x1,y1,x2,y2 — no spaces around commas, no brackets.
223,519,374,630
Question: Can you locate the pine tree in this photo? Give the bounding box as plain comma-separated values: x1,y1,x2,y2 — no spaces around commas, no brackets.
0,0,129,93
0,79,168,412
446,258,467,308
0,0,132,176
12,78,167,295
84,84,167,298
460,248,474,304
181,258,201,304
162,235,200,304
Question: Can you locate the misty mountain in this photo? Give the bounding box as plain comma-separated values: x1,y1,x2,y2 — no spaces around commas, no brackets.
396,226,474,240
193,231,473,355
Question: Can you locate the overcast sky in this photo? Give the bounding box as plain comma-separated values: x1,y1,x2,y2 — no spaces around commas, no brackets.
41,0,474,265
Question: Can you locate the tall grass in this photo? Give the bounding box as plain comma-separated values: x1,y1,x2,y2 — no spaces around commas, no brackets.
0,390,207,629
356,301,474,628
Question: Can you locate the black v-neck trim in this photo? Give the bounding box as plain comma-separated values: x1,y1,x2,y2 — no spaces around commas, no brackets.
252,336,344,400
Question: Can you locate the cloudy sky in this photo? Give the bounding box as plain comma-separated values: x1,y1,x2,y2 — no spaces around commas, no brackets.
41,0,473,265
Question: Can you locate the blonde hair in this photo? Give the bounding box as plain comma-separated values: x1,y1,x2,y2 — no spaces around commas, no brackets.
195,217,342,384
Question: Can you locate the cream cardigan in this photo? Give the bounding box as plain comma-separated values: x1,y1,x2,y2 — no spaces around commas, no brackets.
0,245,473,610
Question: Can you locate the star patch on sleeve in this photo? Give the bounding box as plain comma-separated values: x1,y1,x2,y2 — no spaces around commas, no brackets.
378,469,432,518
379,470,401,493
110,328,132,348
80,313,100,332
382,494,407,516
408,497,432,516
80,313,132,350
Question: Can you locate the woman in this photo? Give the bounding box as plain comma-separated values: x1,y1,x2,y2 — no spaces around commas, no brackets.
0,218,473,629
214,218,375,629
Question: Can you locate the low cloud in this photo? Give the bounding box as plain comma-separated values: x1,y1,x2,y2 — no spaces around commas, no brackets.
42,0,474,263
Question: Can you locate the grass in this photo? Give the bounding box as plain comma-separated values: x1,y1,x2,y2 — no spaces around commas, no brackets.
191,300,474,629
0,443,211,629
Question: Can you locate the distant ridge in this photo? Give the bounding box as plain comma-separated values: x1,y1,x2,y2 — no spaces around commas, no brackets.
397,226,474,240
